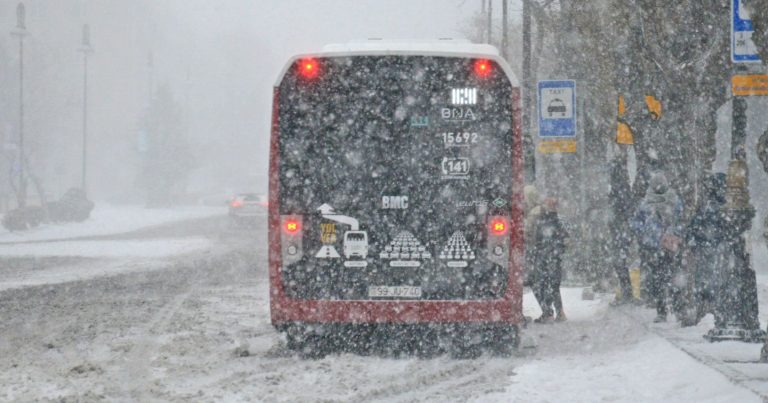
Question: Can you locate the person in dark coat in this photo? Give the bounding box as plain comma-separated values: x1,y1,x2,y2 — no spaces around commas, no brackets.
630,171,684,323
684,173,728,326
533,197,569,323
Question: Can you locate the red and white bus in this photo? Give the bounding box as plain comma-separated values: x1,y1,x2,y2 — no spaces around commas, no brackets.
268,42,524,358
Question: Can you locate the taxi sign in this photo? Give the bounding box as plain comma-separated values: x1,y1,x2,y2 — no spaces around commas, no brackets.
538,80,577,138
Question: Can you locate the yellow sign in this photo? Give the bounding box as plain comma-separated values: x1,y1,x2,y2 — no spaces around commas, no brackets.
538,140,577,154
617,122,634,145
320,223,336,244
618,95,626,116
616,95,634,145
645,95,662,119
732,75,768,96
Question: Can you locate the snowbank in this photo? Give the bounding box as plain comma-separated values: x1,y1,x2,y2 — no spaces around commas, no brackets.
0,204,224,243
0,238,211,258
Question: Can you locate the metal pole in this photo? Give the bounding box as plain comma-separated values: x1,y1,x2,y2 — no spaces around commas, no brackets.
82,51,88,193
522,0,534,183
19,34,25,208
11,3,27,208
501,0,508,60
79,24,92,196
487,0,492,44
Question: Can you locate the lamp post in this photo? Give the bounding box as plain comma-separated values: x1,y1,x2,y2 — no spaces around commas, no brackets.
78,24,93,195
10,2,27,208
705,68,766,343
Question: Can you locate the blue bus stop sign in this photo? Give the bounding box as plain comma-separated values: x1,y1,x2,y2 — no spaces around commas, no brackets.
538,80,576,138
732,0,761,63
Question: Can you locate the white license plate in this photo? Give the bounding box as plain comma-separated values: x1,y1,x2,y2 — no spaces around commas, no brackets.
368,286,422,298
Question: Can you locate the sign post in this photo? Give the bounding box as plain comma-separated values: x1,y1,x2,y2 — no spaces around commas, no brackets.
537,80,576,153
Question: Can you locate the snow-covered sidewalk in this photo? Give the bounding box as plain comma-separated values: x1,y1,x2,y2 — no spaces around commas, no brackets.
0,204,224,243
475,287,766,403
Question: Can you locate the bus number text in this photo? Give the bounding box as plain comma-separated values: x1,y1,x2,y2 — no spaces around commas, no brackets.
441,132,478,146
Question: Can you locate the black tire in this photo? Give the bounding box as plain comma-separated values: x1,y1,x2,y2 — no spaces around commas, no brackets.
450,343,482,359
486,325,519,357
414,329,441,359
449,328,483,359
297,334,329,360
285,331,303,351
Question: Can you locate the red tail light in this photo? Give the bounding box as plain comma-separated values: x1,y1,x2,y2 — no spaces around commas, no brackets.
230,200,243,208
490,217,508,235
474,59,492,78
284,219,301,234
298,58,319,79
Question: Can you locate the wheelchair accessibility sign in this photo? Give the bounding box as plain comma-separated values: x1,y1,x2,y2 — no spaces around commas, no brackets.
538,80,576,138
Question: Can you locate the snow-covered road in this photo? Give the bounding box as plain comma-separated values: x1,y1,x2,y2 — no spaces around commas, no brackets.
0,215,766,402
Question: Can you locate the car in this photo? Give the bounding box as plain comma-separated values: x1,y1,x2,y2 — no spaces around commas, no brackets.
228,193,268,226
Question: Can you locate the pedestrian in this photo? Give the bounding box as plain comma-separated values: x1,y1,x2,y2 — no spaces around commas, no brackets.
607,158,636,306
523,185,543,292
533,197,569,323
630,171,684,323
683,173,728,326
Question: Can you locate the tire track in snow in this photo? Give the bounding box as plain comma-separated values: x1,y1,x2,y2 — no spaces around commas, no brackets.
344,358,514,402
122,288,194,400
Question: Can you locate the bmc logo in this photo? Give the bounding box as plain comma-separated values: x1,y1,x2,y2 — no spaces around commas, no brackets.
382,196,408,209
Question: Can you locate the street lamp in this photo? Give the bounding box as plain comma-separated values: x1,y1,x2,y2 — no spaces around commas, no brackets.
705,69,766,343
10,2,27,208
78,24,93,195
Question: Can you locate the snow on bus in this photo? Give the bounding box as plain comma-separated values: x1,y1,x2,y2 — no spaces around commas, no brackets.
268,42,524,358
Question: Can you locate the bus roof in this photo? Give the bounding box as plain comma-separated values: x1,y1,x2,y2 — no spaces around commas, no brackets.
275,41,519,87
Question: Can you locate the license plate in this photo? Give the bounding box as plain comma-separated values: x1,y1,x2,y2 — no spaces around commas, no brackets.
368,286,422,298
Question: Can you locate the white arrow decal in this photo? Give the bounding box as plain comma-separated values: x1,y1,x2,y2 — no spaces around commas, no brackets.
317,203,359,230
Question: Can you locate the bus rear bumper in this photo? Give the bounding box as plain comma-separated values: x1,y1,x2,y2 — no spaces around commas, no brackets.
277,321,520,358
270,298,523,326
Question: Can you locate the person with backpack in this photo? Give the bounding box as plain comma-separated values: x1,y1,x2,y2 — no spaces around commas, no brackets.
630,171,684,323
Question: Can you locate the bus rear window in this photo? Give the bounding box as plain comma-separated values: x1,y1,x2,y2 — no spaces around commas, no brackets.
277,55,514,215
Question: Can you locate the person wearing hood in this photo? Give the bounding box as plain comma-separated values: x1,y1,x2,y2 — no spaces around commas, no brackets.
630,171,684,323
523,185,545,309
683,173,728,327
532,197,569,323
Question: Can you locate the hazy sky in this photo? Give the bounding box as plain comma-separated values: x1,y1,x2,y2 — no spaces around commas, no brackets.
150,0,489,190
2,1,523,201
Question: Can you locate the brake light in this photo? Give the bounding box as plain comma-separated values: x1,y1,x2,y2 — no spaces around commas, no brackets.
474,59,492,78
284,219,301,234
280,215,304,265
298,58,318,79
490,217,508,235
230,200,243,208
